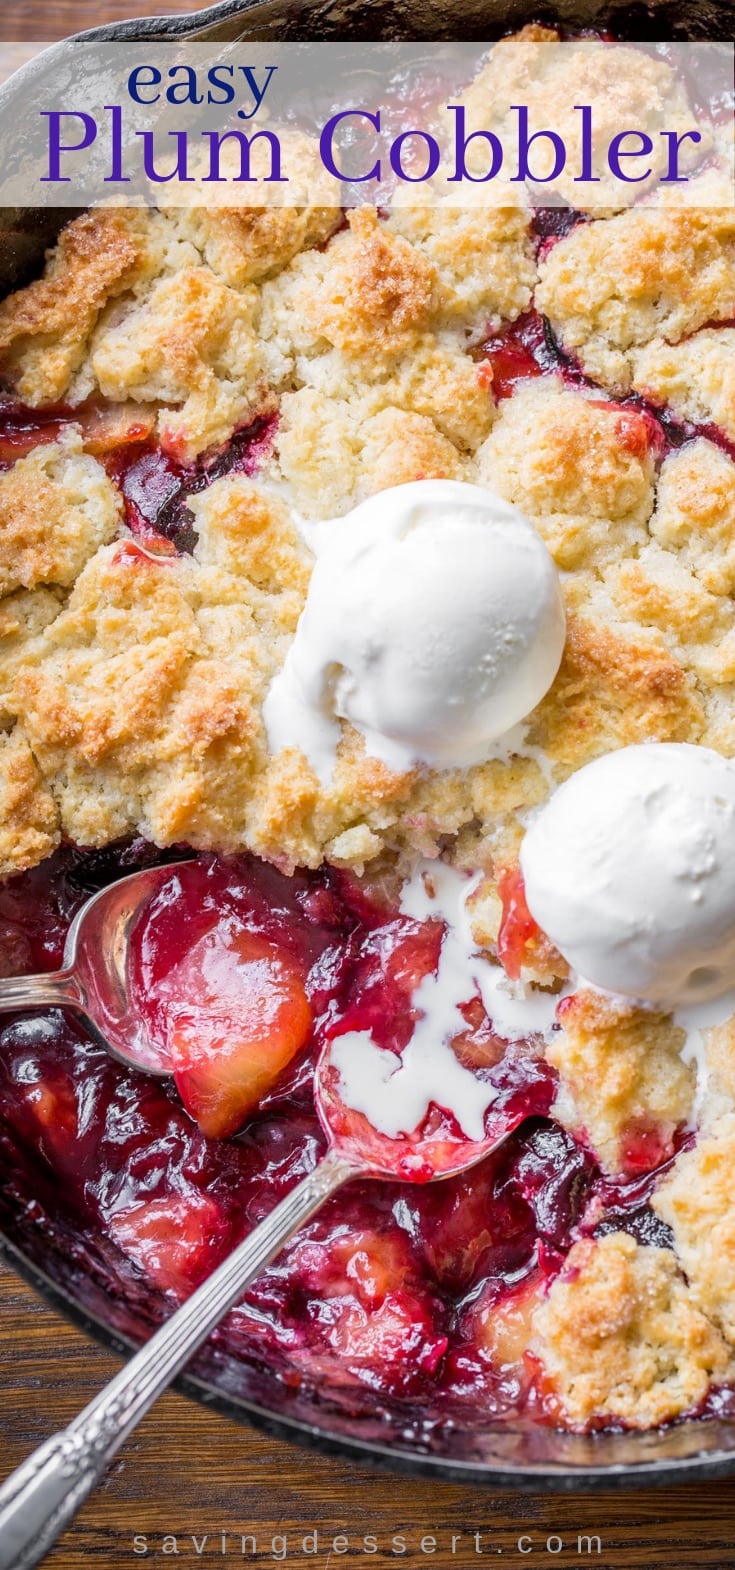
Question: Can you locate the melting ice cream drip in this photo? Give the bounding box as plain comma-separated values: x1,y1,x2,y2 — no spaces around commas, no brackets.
329,860,560,1141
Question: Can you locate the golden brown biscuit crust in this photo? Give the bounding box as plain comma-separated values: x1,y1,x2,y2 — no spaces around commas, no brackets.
477,378,655,570
547,989,694,1176
5,484,309,850
0,433,121,596
654,1115,735,1344
532,1232,733,1428
0,210,153,403
0,728,59,880
536,171,735,387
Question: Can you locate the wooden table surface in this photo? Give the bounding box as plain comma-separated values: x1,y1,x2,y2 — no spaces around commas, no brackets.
5,1251,735,1570
2,2,735,1566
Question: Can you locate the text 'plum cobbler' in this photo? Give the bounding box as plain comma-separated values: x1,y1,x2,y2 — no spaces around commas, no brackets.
1,26,735,1437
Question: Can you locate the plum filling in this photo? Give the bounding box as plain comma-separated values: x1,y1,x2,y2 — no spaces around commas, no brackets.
478,308,735,465
0,396,77,464
104,414,277,552
0,398,277,551
0,842,692,1423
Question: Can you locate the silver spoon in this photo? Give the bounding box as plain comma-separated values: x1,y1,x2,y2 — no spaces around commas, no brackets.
0,863,511,1570
0,861,190,1076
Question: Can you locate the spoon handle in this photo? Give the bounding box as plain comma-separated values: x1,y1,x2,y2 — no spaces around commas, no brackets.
0,969,82,1013
0,1147,356,1570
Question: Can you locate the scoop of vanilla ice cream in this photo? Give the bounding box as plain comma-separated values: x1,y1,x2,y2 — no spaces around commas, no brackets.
521,743,735,1005
264,480,566,780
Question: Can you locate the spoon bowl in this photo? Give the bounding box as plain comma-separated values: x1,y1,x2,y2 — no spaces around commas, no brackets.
316,1039,511,1182
0,860,191,1074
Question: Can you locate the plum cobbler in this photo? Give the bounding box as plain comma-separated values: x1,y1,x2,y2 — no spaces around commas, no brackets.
1,26,735,1439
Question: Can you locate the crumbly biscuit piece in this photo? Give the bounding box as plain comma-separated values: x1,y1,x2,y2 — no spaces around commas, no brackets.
694,1015,735,1131
166,130,341,286
0,210,156,404
88,267,286,461
273,386,468,518
532,1232,733,1427
0,588,64,727
633,328,735,442
387,186,535,334
605,540,735,687
0,431,121,596
247,602,702,875
250,727,541,875
261,205,520,443
476,379,655,570
0,728,59,879
651,440,735,597
366,335,495,453
461,40,703,213
356,407,467,494
654,1115,735,1344
564,558,732,743
536,171,735,387
701,686,735,757
697,1016,735,1125
263,206,438,367
4,481,310,849
547,990,694,1175
238,203,510,495
175,203,339,288
558,436,735,749
0,190,336,419
272,325,493,519
527,611,702,773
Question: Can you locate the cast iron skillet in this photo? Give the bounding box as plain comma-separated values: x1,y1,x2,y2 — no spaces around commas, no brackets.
1,0,735,1489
